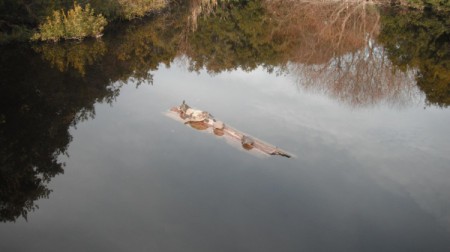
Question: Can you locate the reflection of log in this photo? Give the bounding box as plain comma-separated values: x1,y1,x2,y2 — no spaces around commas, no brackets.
167,103,292,158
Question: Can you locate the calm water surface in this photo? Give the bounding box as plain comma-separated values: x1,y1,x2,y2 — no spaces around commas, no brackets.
1,1,450,251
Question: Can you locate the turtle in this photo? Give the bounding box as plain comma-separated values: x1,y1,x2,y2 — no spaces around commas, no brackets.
182,108,211,130
213,121,225,130
179,100,190,114
184,109,209,122
241,135,255,150
213,121,225,136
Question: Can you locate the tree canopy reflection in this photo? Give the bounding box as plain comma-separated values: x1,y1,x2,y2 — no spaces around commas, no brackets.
379,7,450,107
33,0,449,107
0,2,187,222
0,44,124,222
33,40,107,76
263,1,418,107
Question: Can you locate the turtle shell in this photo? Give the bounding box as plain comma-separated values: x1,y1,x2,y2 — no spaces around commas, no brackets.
185,109,209,122
241,135,255,150
188,121,209,130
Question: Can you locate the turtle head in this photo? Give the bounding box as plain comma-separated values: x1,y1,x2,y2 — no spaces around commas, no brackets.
179,100,190,113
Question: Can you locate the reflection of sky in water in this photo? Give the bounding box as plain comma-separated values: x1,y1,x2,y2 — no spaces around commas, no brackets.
1,64,450,251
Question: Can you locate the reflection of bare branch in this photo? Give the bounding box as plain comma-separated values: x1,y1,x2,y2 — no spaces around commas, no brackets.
265,0,381,64
292,44,420,107
264,0,420,107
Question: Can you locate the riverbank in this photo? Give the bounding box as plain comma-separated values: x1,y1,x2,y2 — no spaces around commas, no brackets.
1,0,449,44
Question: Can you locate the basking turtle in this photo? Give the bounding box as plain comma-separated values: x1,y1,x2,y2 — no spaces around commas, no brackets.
213,121,225,136
179,100,190,113
182,108,211,131
178,101,212,123
187,121,209,130
241,135,255,150
213,121,224,130
184,109,210,123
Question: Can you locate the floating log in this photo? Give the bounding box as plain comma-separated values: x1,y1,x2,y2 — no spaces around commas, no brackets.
167,101,292,158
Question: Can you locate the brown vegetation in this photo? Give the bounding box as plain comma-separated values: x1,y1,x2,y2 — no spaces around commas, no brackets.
263,0,380,64
263,0,419,107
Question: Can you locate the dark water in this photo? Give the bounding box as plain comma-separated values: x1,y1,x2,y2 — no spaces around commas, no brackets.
1,1,450,251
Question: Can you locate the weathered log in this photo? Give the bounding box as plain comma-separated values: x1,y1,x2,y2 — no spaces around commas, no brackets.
167,102,292,158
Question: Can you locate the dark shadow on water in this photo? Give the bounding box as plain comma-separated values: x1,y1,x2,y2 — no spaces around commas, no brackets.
0,43,124,222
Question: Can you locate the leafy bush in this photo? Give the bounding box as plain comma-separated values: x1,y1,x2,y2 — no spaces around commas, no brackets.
32,3,107,42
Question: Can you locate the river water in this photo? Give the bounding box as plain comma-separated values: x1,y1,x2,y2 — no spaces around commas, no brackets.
1,1,450,251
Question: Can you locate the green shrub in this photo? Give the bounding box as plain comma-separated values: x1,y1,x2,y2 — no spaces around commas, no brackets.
32,3,107,42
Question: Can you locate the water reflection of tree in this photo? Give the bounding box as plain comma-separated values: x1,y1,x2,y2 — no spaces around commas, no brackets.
264,1,378,63
33,40,107,76
378,8,450,107
2,1,273,222
184,0,287,73
182,0,421,107
31,2,186,81
31,0,438,109
110,11,185,83
260,1,419,107
0,4,191,221
0,44,123,222
27,1,450,109
186,0,219,32
293,46,419,107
